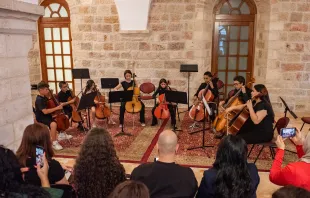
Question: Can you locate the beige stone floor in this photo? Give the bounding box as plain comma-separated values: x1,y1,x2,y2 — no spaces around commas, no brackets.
56,112,310,197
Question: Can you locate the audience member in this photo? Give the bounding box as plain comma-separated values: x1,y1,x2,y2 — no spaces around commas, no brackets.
269,128,310,190
74,127,126,198
109,180,149,198
196,135,260,198
0,145,63,198
272,185,310,198
131,130,198,198
16,123,68,186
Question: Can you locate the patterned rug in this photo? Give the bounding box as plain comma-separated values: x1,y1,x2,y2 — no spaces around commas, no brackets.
55,108,299,171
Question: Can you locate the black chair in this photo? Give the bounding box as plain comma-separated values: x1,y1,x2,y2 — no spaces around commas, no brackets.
247,117,290,164
51,184,76,198
300,117,310,131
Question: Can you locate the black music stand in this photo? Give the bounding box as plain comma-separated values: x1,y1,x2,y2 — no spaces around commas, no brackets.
180,64,198,111
101,78,120,114
72,69,90,91
77,91,97,129
188,97,214,152
109,90,133,137
279,97,298,119
165,90,187,132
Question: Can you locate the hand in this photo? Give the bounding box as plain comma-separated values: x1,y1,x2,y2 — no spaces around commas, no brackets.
225,107,232,113
36,153,50,187
290,128,303,145
241,86,246,93
219,101,225,106
275,135,286,150
57,104,63,110
61,163,73,172
193,96,197,101
156,98,160,104
209,81,214,88
246,100,253,110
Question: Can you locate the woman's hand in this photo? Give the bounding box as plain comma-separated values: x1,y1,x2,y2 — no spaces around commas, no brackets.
290,128,303,145
193,95,197,101
37,153,50,187
61,163,73,172
225,107,233,113
156,98,160,104
275,135,285,150
246,100,253,110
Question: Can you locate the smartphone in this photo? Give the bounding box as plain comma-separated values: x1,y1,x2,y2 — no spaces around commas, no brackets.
36,146,44,167
280,128,296,138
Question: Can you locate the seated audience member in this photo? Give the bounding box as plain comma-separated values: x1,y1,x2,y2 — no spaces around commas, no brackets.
16,123,68,186
196,135,260,198
0,146,63,198
272,185,310,198
131,130,198,198
269,128,310,191
109,180,149,198
74,128,126,198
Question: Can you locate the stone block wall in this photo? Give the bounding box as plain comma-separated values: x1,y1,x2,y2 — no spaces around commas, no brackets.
0,0,43,150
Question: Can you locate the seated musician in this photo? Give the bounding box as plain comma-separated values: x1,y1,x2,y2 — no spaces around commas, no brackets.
151,78,176,128
83,80,115,127
193,71,219,121
34,81,64,150
58,81,83,131
114,70,146,128
225,84,275,144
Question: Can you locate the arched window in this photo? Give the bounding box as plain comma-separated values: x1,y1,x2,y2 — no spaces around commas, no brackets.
38,0,74,93
212,0,256,98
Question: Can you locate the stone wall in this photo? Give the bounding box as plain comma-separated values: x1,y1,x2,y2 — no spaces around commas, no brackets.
0,0,43,151
28,0,310,112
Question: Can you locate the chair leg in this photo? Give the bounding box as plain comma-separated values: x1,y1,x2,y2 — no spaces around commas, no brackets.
254,146,265,164
300,122,305,131
269,146,275,159
176,106,180,122
248,144,255,157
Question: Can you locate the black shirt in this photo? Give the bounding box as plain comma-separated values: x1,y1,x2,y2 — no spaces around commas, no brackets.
131,161,198,198
121,80,134,91
194,80,219,99
57,90,73,113
196,163,260,198
225,87,252,104
35,95,52,122
24,158,65,186
152,87,171,98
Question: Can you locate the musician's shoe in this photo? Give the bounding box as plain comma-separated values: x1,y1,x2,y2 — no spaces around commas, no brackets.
151,122,157,126
119,124,123,128
214,132,225,139
141,123,146,127
52,141,63,150
58,133,73,141
108,119,116,125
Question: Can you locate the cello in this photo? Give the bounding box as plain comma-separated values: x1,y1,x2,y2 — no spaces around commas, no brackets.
94,88,111,119
212,78,255,133
154,89,170,120
67,87,82,123
46,89,70,132
125,73,142,113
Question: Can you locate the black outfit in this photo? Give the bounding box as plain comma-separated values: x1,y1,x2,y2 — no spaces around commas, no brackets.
57,90,73,118
151,87,176,126
225,87,252,104
24,158,65,186
119,80,145,125
131,161,198,198
237,100,274,144
35,95,53,128
196,163,260,198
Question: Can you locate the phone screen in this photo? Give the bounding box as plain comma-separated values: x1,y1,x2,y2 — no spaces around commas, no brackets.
280,128,296,138
36,146,44,167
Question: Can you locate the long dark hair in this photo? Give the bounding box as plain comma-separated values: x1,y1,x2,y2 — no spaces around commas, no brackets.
74,128,126,198
16,123,54,167
84,79,96,95
253,84,275,118
109,180,150,198
214,135,252,198
157,78,169,90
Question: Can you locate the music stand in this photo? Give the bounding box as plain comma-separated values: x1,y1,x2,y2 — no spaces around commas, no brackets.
101,78,120,114
188,97,214,152
72,69,90,91
165,90,187,132
77,91,97,129
109,90,133,137
279,97,298,119
180,64,198,111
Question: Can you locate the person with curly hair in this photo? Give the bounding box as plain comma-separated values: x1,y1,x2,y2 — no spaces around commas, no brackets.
196,135,260,198
108,180,149,198
74,127,126,198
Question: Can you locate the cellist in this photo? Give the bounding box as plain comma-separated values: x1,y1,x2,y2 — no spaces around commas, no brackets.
225,84,275,144
114,70,146,128
192,71,219,120
151,78,176,128
34,81,66,150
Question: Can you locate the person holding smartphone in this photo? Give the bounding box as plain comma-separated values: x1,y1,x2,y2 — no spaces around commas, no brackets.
269,128,310,191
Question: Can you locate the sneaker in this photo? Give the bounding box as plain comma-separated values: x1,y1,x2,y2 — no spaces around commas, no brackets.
52,141,63,150
58,133,73,141
108,120,116,125
119,124,123,128
151,122,157,126
141,123,146,127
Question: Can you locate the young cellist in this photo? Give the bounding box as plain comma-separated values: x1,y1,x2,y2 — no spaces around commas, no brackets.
114,70,146,128
151,78,176,128
225,84,275,144
34,81,64,150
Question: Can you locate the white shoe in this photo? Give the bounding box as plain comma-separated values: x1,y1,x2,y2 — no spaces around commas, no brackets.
58,133,73,141
52,141,63,150
119,124,123,128
108,120,116,125
141,123,146,127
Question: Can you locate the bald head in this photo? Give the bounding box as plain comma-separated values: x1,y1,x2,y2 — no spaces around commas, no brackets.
158,130,178,155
